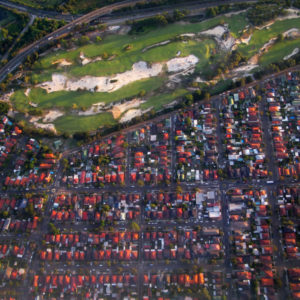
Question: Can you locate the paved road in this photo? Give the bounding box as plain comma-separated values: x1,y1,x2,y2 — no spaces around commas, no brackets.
0,0,76,21
0,0,258,83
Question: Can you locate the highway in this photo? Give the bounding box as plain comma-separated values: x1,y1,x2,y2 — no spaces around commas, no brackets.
0,0,258,83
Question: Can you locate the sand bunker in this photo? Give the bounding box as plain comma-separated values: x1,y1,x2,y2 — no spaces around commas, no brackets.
1,92,14,103
35,123,57,133
111,98,143,119
79,52,102,66
283,28,300,38
240,33,252,45
120,109,143,123
108,26,120,31
277,8,300,21
200,25,235,51
38,55,199,93
39,61,163,93
24,88,31,97
180,33,196,38
79,52,91,65
43,110,64,122
201,25,226,38
52,58,72,67
284,48,299,60
78,102,105,116
167,55,199,73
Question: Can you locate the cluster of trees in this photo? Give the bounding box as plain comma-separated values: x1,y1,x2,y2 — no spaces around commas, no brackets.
10,18,65,59
57,0,120,14
295,0,300,8
246,3,284,26
128,9,188,34
254,52,300,79
206,50,247,81
0,10,29,57
0,102,10,115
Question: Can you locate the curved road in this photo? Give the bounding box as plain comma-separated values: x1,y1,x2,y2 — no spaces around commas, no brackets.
0,0,257,83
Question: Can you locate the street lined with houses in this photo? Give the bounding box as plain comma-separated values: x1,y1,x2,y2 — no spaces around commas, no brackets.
0,70,299,299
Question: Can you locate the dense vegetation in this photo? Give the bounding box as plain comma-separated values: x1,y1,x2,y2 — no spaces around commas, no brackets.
9,18,65,59
128,10,188,34
0,8,29,57
247,4,285,25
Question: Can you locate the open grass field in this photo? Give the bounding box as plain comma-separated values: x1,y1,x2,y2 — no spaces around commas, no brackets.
259,38,300,66
33,12,247,78
140,89,188,111
238,18,300,58
11,77,165,112
54,112,116,134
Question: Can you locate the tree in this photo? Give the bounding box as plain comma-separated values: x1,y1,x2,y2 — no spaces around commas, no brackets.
102,52,109,59
277,33,284,42
205,92,210,101
137,179,144,187
185,94,194,105
131,221,140,231
176,185,183,193
0,101,10,115
49,222,60,235
139,90,146,97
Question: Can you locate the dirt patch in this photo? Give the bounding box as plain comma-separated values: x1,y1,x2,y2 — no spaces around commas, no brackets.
284,48,299,60
43,110,64,122
78,102,105,116
1,91,14,102
52,58,72,67
240,33,252,45
111,98,143,119
142,40,171,53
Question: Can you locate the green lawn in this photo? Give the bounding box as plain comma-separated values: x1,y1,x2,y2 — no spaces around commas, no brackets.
10,90,31,113
13,77,164,111
259,38,300,66
140,89,188,110
54,112,116,133
238,17,300,58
